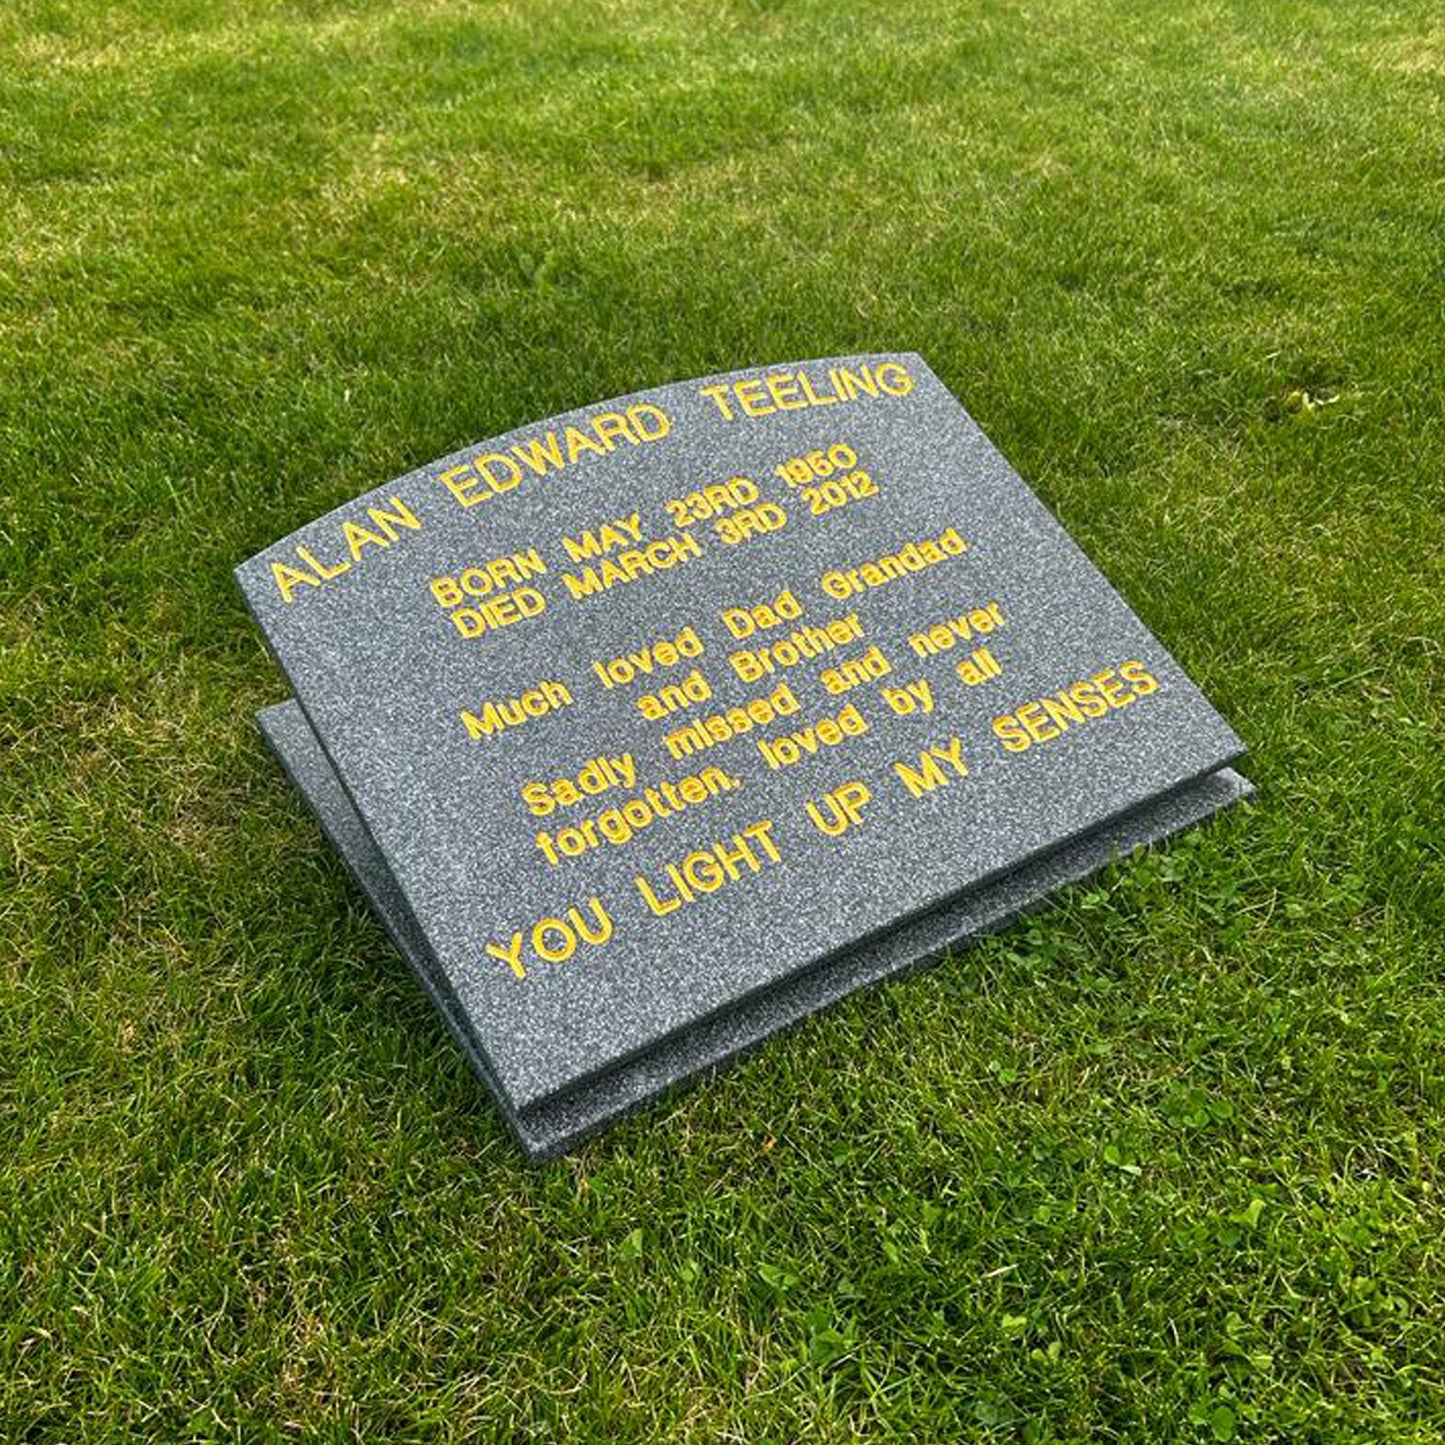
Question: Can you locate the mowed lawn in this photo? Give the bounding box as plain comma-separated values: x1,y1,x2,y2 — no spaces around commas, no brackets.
3,0,1444,1439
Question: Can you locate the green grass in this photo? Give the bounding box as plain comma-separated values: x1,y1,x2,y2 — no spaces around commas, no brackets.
3,0,1444,1438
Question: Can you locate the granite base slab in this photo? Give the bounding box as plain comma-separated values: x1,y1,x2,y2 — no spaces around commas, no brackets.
260,700,1252,1160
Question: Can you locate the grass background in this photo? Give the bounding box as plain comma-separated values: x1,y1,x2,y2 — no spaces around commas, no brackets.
3,0,1444,1438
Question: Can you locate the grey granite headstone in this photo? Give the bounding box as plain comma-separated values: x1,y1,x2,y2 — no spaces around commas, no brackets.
237,353,1250,1158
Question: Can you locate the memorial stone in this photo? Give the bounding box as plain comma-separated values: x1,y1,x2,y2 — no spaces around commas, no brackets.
237,353,1251,1158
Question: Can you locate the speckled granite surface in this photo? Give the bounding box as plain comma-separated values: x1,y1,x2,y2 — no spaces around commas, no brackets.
238,355,1248,1148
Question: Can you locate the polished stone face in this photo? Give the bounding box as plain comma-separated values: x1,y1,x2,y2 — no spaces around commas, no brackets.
237,354,1247,1151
